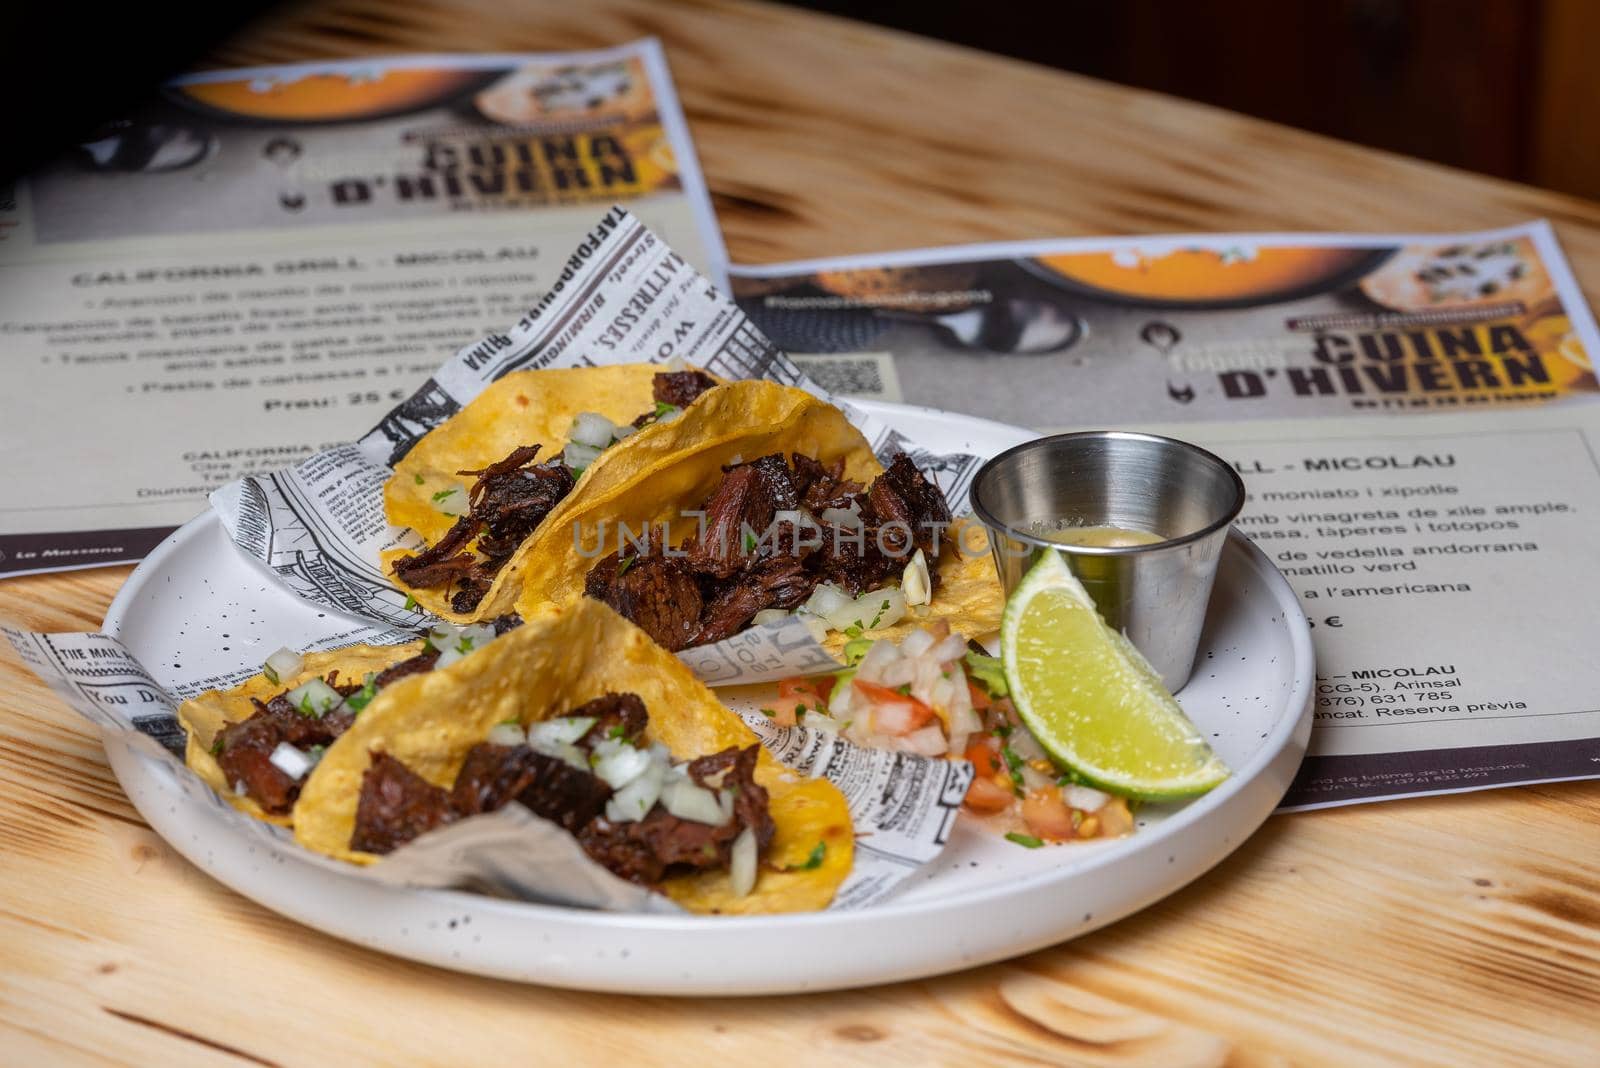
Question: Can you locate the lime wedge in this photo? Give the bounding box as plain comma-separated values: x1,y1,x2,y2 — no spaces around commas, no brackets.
1001,551,1230,801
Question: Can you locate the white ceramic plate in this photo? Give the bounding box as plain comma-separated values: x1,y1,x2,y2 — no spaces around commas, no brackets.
101,401,1313,995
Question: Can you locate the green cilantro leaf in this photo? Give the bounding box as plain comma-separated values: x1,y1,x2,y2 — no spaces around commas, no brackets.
414,474,425,485
742,530,757,553
344,673,379,713
404,594,419,612
1005,832,1044,849
653,401,679,419
615,555,635,577
430,488,456,503
210,737,224,756
799,842,827,870
844,624,863,639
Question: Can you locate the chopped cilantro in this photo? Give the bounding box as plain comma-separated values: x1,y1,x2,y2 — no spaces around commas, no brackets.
413,474,425,485
430,488,456,503
795,703,808,720
759,707,777,718
1056,768,1089,788
403,594,419,612
606,723,628,740
842,637,872,665
653,401,680,419
308,745,326,760
964,651,1009,697
742,530,757,553
868,598,890,627
455,636,475,655
615,555,635,577
344,673,379,713
1000,743,1025,794
843,624,863,639
799,842,827,870
297,693,317,718
1071,809,1084,828
1005,832,1044,849
210,737,224,756
994,724,1013,738
895,683,912,696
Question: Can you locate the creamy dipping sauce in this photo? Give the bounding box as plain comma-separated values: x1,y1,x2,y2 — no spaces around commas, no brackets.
1030,524,1165,548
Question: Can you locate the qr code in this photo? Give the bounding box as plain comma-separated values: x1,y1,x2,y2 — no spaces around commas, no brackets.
790,354,897,399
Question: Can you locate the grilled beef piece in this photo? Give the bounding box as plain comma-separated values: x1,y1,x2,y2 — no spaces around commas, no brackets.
867,453,950,556
371,645,441,690
652,369,718,408
684,455,797,578
351,751,457,854
572,692,649,745
213,674,359,815
390,444,576,612
586,551,703,651
490,613,524,636
791,453,863,513
450,743,613,831
694,556,816,645
578,744,769,885
812,522,900,596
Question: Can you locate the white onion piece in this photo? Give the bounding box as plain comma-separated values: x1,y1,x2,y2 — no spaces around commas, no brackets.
569,411,619,448
929,633,969,664
819,506,862,530
802,582,854,622
951,703,984,738
549,743,588,772
661,778,730,825
262,647,304,685
590,739,654,789
430,623,499,669
665,354,687,372
1064,785,1111,812
899,628,936,659
877,658,919,690
806,712,848,734
1009,725,1050,764
751,609,790,627
268,742,316,781
284,678,343,718
828,675,855,719
901,549,932,607
831,588,905,633
729,827,758,897
430,484,469,516
606,761,666,822
901,724,950,756
1020,762,1055,790
854,637,901,682
563,442,603,472
527,716,596,749
486,722,527,747
656,406,683,424
611,422,636,440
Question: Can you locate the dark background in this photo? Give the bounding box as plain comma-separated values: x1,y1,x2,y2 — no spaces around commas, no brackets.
7,0,1599,199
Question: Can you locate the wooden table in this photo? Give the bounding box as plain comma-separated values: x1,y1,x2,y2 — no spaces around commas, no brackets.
6,1,1600,1064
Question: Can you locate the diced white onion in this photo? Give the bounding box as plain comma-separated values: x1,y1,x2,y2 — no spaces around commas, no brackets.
263,647,304,685
662,778,733,825
570,411,619,449
929,634,969,664
665,354,687,372
527,716,597,749
854,637,901,682
268,742,316,781
797,613,830,644
486,722,527,747
564,442,603,472
773,509,818,530
431,484,469,516
820,506,862,530
901,548,932,607
751,609,790,627
605,760,666,822
805,712,847,733
429,623,499,669
828,674,855,719
802,583,854,622
877,658,919,689
899,628,935,659
656,406,683,424
284,678,343,718
729,827,758,897
1064,785,1111,812
826,588,905,634
900,724,949,756
590,738,655,789
611,422,636,440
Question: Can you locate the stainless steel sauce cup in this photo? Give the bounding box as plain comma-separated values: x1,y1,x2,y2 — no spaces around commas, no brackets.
971,431,1246,692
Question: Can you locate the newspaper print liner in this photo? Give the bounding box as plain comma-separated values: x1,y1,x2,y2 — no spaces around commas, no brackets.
208,206,989,685
2,624,970,912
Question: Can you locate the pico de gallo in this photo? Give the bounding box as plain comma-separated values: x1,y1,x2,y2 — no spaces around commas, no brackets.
772,621,1135,846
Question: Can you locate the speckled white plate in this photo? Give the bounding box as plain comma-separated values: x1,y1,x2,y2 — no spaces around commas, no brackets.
101,401,1313,995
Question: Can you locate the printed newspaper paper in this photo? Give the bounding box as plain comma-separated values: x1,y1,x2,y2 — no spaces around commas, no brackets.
728,221,1600,809
0,623,967,910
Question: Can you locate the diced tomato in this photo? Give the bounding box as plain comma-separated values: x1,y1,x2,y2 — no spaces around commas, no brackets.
964,775,1015,814
966,678,992,712
960,738,1013,813
1021,786,1077,841
778,676,832,710
852,678,936,734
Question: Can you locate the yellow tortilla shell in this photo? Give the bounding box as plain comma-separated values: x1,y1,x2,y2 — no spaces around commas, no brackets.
178,644,425,824
383,363,726,622
293,598,854,914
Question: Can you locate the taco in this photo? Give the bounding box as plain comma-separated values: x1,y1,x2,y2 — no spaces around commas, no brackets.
383,363,728,621
510,381,1001,656
290,599,854,913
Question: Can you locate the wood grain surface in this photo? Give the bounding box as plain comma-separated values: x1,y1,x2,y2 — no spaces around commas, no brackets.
6,1,1600,1064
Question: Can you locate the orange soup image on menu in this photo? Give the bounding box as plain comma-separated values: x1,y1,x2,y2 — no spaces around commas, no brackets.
1032,246,1381,306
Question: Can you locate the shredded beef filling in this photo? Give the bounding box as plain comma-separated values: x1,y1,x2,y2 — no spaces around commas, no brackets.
348,692,771,887
213,643,443,815
585,451,952,650
391,372,717,612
